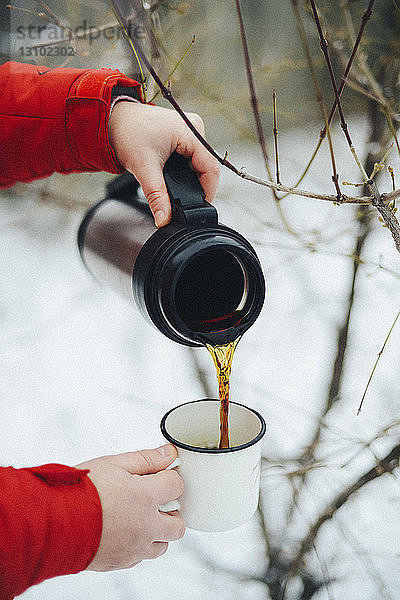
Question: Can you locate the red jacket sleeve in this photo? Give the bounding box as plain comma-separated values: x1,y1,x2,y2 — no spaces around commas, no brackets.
0,61,142,188
0,463,102,599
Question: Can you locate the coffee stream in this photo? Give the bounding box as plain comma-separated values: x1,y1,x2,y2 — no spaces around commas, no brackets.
206,337,241,449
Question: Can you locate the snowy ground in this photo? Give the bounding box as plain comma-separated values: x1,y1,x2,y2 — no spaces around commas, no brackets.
1,120,400,599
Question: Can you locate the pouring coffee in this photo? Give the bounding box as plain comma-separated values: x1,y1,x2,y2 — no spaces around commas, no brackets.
78,152,265,447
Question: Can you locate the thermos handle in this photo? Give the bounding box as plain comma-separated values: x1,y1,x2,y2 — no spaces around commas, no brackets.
102,152,218,227
163,152,218,227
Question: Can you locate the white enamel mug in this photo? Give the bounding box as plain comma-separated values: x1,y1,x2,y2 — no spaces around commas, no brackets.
160,399,266,532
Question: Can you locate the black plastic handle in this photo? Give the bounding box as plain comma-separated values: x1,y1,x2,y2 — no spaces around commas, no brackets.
163,152,218,227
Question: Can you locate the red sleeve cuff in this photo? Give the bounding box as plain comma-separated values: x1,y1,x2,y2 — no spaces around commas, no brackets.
0,464,102,598
65,68,142,174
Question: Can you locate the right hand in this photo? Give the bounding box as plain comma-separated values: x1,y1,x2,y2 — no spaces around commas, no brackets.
108,102,220,227
77,444,185,572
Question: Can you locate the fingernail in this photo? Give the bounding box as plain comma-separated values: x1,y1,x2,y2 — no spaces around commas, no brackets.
154,209,166,228
157,444,176,456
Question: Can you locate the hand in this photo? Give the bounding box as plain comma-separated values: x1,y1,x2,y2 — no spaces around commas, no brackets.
77,444,185,572
108,102,220,227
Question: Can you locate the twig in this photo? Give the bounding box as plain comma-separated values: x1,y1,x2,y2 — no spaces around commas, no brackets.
33,0,68,33
323,0,375,140
343,143,394,187
232,175,371,204
286,206,371,528
357,310,400,415
339,420,400,470
310,1,356,154
272,89,281,186
311,0,400,249
284,0,375,195
341,0,400,160
290,0,343,201
284,442,400,593
388,166,396,192
233,0,271,168
233,0,296,236
149,35,196,103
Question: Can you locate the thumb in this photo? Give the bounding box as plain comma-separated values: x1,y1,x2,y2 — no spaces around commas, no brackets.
132,160,172,228
117,444,178,475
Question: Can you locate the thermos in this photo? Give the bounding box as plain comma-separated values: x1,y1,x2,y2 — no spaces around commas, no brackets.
78,152,265,347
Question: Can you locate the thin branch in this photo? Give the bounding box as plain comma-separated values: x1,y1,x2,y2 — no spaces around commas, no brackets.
233,0,271,168
286,206,371,526
33,0,68,34
341,0,400,160
322,0,375,140
310,0,400,249
232,175,372,204
310,0,353,149
285,0,375,194
233,0,296,236
149,35,196,103
272,89,281,186
290,0,343,201
388,166,396,191
285,442,400,589
357,310,400,415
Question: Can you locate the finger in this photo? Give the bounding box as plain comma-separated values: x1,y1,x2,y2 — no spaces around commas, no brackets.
146,541,169,560
145,468,184,505
115,445,178,475
184,111,205,135
176,144,220,204
196,157,220,203
156,512,186,542
130,157,172,228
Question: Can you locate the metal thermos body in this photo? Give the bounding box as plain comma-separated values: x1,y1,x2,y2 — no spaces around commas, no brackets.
78,153,265,347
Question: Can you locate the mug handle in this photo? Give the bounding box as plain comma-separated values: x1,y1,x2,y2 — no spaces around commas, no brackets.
159,457,181,513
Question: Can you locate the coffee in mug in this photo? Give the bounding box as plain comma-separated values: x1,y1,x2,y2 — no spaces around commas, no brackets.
160,399,266,532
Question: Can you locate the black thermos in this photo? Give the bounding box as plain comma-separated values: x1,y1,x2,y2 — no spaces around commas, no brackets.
78,152,265,347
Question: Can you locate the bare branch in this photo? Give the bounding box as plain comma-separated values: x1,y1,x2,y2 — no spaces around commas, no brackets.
310,0,400,249
285,443,400,587
233,0,299,236
285,0,374,196
323,0,375,138
290,0,342,201
272,89,281,186
341,0,400,160
234,0,271,168
286,206,371,528
310,0,353,149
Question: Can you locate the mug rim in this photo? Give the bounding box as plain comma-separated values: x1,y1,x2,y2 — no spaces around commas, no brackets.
160,399,266,454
